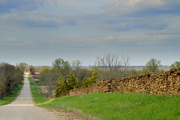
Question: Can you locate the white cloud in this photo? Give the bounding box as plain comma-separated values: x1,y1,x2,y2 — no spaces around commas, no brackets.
6,38,18,41
103,0,180,17
74,0,180,32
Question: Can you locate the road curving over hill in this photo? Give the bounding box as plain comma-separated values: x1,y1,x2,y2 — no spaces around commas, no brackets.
0,77,82,120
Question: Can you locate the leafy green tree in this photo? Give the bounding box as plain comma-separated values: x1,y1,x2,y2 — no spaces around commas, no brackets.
52,58,70,69
145,58,161,72
52,58,63,69
170,61,180,68
63,61,71,69
0,63,23,98
16,62,28,72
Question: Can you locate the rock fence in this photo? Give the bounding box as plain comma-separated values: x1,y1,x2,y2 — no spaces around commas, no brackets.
67,68,180,96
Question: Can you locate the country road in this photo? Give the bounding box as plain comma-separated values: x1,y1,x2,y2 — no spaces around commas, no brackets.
0,77,82,120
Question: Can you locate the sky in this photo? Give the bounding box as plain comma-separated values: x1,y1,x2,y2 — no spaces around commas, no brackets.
0,0,180,66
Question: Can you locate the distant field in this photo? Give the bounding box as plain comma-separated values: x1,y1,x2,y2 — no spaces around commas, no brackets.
128,66,170,71
29,77,179,120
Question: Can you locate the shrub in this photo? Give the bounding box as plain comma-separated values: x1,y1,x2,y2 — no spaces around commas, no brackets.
82,71,98,86
0,63,23,98
0,81,5,98
55,76,68,97
55,73,80,97
66,73,80,89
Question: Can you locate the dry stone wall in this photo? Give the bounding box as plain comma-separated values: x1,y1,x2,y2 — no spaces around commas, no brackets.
67,68,180,96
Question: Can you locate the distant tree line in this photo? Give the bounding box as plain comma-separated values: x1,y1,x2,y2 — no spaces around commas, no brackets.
0,63,24,98
30,54,179,98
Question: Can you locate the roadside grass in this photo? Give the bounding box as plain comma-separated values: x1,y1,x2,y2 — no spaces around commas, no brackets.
0,81,24,106
28,77,49,104
29,77,180,120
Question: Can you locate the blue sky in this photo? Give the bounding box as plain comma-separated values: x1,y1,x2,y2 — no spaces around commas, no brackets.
0,0,180,66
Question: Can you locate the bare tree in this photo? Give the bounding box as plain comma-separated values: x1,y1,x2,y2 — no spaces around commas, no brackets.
71,60,82,70
71,60,81,74
96,53,130,80
39,68,60,97
71,60,86,82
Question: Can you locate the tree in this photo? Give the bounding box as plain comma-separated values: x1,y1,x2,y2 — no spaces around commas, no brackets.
52,58,70,69
0,63,23,98
28,65,36,74
170,61,180,68
145,58,161,72
71,60,83,81
96,53,130,80
82,71,98,86
55,73,80,97
52,58,63,69
16,62,28,72
39,68,60,97
71,60,82,69
63,61,70,69
0,78,5,98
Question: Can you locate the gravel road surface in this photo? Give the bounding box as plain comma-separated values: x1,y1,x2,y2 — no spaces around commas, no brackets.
0,77,82,120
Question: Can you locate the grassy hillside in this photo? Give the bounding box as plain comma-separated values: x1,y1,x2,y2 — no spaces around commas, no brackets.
0,81,24,106
29,77,180,120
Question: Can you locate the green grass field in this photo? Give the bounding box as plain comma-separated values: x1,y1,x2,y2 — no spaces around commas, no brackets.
0,81,24,106
29,77,180,120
